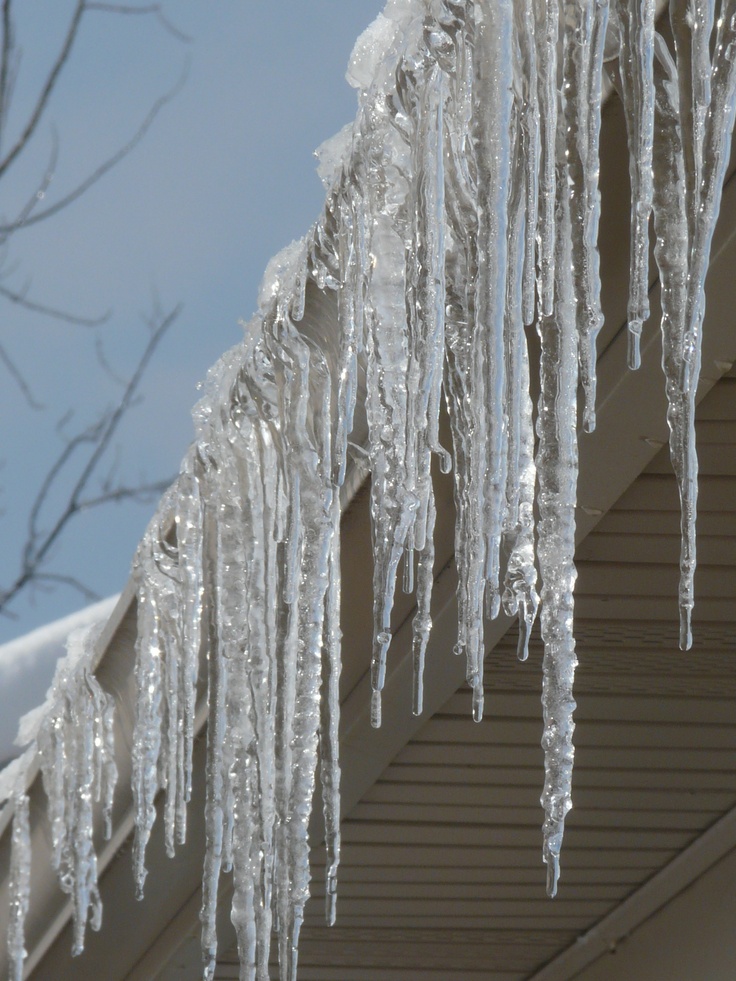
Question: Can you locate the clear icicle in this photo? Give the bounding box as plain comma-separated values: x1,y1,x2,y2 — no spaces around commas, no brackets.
131,562,164,897
669,0,715,250
442,0,487,729
535,0,559,315
320,494,342,925
657,5,736,648
503,93,540,660
652,35,693,653
281,339,334,981
177,470,204,814
200,489,229,981
516,0,540,327
131,470,204,883
561,0,608,431
354,12,421,724
35,627,117,955
536,130,579,899
614,0,655,368
7,792,30,981
411,490,436,715
473,0,514,721
364,221,412,727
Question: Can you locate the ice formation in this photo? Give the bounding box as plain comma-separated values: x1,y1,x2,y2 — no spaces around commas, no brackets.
5,0,736,976
7,792,29,981
4,625,117,978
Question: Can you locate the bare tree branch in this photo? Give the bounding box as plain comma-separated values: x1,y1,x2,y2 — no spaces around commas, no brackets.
0,63,189,235
85,3,192,43
86,2,158,10
0,305,181,614
94,335,129,387
0,339,43,409
0,6,189,622
0,0,13,154
0,129,59,243
0,0,85,180
33,572,100,604
0,281,109,326
67,304,180,513
26,421,105,561
77,477,174,511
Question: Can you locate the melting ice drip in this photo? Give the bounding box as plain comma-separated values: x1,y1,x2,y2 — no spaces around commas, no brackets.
6,0,736,978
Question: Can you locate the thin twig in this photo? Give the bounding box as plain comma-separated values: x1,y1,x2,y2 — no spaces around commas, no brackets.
25,423,105,562
0,62,189,234
77,477,174,511
85,3,192,42
0,304,180,614
0,130,59,243
0,0,85,180
66,304,181,516
95,335,128,386
86,2,160,11
33,573,100,603
0,0,13,154
0,281,110,326
0,339,43,409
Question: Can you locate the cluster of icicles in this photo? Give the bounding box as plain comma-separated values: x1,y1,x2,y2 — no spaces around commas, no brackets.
5,626,117,980
6,0,736,977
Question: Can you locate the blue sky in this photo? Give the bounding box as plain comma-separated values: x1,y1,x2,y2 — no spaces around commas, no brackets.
0,2,384,642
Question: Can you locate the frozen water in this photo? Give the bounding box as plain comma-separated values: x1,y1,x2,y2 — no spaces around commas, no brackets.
7,0,736,976
7,792,30,981
36,625,117,955
127,0,736,965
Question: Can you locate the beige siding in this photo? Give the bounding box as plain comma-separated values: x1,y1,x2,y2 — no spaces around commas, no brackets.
213,371,736,981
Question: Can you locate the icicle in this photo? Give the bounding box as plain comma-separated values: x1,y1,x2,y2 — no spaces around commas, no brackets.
516,0,540,326
320,494,342,925
7,792,30,981
503,85,540,661
280,338,334,981
536,0,559,315
130,468,205,883
332,185,362,488
131,548,165,896
363,194,413,729
651,35,693,657
441,0,488,723
669,0,715,248
225,336,281,980
200,491,229,981
614,0,655,368
35,627,117,955
561,0,608,430
536,130,580,899
177,470,204,814
472,0,514,721
90,668,117,841
230,752,257,981
411,490,435,715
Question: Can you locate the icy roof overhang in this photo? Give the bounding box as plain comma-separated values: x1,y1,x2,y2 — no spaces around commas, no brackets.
3,125,736,981
0,597,119,771
2,1,736,978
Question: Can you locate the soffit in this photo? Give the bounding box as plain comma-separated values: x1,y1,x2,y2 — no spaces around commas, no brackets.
226,369,736,981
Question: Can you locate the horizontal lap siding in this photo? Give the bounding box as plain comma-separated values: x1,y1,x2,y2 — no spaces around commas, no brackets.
223,372,736,979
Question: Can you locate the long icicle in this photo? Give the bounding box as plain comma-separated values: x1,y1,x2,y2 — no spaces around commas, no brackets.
536,121,580,899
